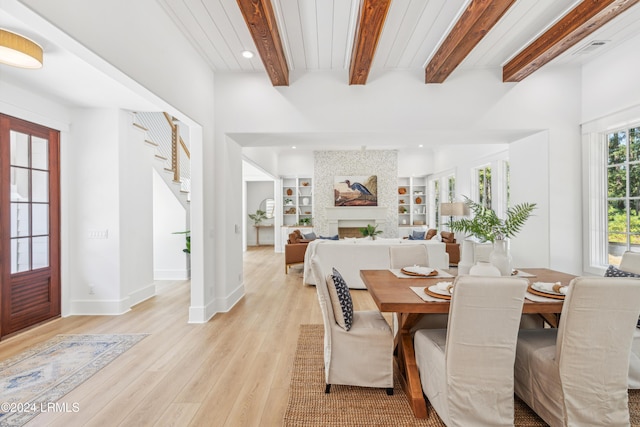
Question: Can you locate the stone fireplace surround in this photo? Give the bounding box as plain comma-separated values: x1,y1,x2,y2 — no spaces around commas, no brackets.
326,206,388,237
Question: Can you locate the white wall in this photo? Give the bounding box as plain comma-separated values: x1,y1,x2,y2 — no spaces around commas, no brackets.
153,169,189,279
20,0,218,322
582,33,640,123
509,132,550,269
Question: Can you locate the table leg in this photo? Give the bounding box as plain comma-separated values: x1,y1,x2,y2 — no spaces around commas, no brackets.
395,313,428,419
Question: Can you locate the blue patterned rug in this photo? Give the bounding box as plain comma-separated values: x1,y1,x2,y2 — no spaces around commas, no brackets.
0,334,147,426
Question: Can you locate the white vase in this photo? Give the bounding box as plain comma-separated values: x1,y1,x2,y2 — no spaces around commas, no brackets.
302,197,310,205
469,261,501,276
490,239,512,276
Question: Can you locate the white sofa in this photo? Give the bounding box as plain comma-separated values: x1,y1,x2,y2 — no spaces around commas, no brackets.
303,238,449,289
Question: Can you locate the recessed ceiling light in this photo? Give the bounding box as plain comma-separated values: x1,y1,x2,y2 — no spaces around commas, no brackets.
241,50,254,59
418,144,424,148
292,146,296,149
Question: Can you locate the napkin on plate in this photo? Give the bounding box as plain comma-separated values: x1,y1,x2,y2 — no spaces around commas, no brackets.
403,266,434,276
534,281,567,294
435,281,453,293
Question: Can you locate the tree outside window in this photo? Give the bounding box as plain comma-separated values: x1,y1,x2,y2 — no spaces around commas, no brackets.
477,166,492,209
607,127,640,262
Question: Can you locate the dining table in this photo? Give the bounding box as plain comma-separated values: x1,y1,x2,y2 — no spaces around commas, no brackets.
360,267,576,419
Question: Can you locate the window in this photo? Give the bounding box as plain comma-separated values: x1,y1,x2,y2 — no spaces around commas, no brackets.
477,165,492,209
607,127,640,263
433,179,440,229
447,175,456,203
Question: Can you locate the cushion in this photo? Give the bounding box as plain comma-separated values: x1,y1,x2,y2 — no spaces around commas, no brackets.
411,230,426,240
432,233,442,242
426,229,437,240
440,231,455,243
328,268,354,331
605,265,640,278
303,231,317,240
319,234,339,240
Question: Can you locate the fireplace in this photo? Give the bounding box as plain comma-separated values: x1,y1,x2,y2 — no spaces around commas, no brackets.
338,227,364,238
325,206,388,236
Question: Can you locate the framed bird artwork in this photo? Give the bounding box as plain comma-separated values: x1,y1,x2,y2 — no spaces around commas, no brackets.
334,175,377,206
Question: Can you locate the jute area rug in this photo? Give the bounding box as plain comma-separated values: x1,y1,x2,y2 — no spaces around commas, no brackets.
0,334,147,426
284,324,640,427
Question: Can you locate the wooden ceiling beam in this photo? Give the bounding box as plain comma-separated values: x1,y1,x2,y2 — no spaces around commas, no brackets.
425,0,517,84
349,0,392,85
503,0,640,82
237,0,289,86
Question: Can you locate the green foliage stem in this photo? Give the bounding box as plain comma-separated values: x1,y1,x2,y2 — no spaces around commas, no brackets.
448,196,536,243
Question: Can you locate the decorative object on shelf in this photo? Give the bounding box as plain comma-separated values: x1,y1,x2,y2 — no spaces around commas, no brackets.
299,217,312,226
399,199,405,204
284,198,293,205
415,196,422,204
399,206,407,214
301,181,309,186
398,187,407,195
413,220,425,225
448,196,537,276
335,175,377,206
248,209,267,226
286,188,293,196
285,207,296,214
172,230,191,254
402,219,407,225
359,224,383,240
302,197,310,205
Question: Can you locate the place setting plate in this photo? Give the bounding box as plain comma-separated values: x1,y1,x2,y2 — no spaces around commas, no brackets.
527,282,566,300
423,282,454,300
400,266,438,277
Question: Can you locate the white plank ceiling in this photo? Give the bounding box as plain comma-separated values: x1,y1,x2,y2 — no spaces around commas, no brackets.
158,0,640,75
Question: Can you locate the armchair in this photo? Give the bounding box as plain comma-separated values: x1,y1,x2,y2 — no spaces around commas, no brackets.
440,231,460,266
285,230,311,273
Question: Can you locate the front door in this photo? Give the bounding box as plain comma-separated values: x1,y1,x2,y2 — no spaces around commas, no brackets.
0,114,60,338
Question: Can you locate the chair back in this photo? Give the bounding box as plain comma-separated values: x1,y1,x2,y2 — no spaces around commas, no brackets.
555,277,640,425
389,244,429,269
445,275,528,425
619,251,640,275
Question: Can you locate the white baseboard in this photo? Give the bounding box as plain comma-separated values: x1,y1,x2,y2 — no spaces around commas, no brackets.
154,269,189,280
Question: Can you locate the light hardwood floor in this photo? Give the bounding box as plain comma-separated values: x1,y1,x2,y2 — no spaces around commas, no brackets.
1,246,378,426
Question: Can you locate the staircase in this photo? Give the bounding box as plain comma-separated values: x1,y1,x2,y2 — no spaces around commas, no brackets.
133,111,190,209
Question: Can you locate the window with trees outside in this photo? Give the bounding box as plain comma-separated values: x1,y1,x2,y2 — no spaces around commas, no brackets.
477,165,492,209
607,127,640,262
432,179,440,230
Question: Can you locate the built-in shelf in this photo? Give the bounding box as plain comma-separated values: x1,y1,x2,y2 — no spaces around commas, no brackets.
398,176,427,230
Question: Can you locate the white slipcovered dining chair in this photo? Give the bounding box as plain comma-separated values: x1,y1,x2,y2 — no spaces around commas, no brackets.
389,245,448,333
514,277,640,426
310,257,394,394
414,275,528,426
619,251,640,388
389,244,429,269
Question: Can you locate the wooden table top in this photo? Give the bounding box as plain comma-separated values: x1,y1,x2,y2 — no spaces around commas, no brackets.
360,268,575,314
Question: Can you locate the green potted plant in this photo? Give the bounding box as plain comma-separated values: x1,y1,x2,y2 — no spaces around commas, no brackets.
299,217,312,226
447,196,536,243
448,196,536,276
172,230,191,254
248,209,267,226
359,224,383,240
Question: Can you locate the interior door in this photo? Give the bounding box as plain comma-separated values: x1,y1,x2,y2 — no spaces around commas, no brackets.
0,114,60,338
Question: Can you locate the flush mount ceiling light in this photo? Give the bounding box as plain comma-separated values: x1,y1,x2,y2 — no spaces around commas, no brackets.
0,29,43,69
241,50,254,59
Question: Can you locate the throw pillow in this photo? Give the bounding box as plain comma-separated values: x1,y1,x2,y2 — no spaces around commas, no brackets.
327,268,354,331
432,233,442,242
411,230,426,240
604,265,640,278
303,231,317,240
